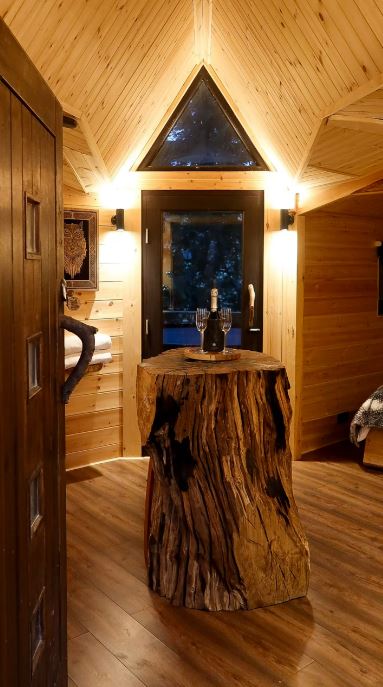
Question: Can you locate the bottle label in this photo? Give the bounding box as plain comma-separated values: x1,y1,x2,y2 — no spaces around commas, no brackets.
211,288,218,311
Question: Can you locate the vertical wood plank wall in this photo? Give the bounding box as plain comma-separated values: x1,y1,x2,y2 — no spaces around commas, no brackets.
298,210,383,455
63,174,298,464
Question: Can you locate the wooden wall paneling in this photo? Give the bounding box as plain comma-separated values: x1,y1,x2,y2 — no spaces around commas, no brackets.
65,445,123,472
66,408,123,436
66,390,123,418
301,416,350,454
299,210,383,454
293,215,305,459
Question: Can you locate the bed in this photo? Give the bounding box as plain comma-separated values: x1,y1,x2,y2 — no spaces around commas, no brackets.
350,386,383,468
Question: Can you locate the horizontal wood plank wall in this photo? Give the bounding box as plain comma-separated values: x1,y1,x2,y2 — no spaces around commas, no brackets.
64,200,125,469
300,211,383,455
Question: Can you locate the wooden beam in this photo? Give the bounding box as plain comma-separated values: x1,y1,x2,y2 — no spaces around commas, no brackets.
60,100,82,120
321,80,383,119
328,114,383,136
63,150,87,193
294,118,328,183
298,168,383,214
80,115,110,182
193,0,213,62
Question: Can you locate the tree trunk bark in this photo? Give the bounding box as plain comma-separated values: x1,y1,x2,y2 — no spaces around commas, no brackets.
137,349,310,611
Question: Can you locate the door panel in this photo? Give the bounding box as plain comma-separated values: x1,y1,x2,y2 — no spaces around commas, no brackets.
142,190,264,358
0,75,65,685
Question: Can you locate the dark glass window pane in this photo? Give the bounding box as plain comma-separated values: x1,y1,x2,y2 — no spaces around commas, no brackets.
148,81,259,169
162,210,243,347
25,196,40,258
31,590,45,673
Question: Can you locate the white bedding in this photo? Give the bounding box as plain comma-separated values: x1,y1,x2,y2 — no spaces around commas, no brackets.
65,349,112,370
64,331,112,356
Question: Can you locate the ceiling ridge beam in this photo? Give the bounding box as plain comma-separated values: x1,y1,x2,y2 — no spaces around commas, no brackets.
193,0,212,63
298,168,383,215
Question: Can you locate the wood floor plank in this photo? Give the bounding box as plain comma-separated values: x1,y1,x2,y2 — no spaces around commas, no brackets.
68,633,145,687
131,602,314,686
66,455,383,687
68,575,220,687
67,606,87,640
279,659,353,687
67,537,153,616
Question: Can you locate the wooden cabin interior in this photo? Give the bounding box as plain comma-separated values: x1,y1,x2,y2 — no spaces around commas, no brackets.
1,2,383,686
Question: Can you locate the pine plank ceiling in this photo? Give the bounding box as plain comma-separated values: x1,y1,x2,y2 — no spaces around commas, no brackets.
2,0,383,194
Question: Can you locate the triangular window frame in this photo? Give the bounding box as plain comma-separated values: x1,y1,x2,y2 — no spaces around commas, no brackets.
138,66,269,172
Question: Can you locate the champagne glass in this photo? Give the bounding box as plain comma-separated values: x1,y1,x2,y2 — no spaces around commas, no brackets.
195,308,209,353
219,308,232,353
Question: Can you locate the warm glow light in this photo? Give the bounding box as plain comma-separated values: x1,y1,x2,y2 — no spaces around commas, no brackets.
98,172,139,210
269,226,297,273
100,226,137,275
266,173,297,210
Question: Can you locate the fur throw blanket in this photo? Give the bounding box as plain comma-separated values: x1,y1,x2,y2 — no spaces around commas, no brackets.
350,385,383,446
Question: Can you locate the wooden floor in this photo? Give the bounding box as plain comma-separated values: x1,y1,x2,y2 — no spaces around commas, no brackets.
66,446,383,687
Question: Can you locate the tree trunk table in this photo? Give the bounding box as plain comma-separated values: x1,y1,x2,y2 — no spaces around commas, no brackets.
137,349,310,611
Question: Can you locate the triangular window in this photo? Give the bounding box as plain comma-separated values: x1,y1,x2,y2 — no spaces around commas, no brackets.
138,67,268,171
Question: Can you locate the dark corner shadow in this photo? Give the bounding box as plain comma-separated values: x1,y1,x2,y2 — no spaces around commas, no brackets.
299,440,362,464
66,465,104,484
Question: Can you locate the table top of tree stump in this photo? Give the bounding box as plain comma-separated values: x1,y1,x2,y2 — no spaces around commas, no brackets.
139,348,284,377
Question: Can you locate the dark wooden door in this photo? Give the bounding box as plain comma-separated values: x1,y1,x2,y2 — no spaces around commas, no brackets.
0,20,65,687
142,190,264,358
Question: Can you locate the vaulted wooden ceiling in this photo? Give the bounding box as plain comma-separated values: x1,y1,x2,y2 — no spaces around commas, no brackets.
2,0,383,195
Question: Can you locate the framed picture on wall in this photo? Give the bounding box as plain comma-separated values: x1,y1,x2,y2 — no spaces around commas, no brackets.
64,209,98,290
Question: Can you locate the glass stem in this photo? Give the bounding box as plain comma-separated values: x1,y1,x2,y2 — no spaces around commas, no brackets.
223,332,227,352
200,331,204,352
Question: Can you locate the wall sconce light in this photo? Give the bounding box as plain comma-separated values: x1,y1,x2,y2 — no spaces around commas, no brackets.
111,208,125,231
280,209,295,230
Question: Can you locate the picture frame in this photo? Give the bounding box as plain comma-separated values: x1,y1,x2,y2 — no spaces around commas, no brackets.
64,209,98,290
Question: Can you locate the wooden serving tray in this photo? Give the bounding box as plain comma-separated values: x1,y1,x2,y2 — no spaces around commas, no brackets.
184,347,241,362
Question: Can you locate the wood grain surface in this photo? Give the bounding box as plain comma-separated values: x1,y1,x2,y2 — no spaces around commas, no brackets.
137,349,309,610
66,449,383,687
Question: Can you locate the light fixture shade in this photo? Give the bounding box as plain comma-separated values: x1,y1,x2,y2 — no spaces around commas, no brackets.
111,208,125,230
280,209,294,230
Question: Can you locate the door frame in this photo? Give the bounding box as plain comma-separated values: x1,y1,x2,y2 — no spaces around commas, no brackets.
141,189,264,358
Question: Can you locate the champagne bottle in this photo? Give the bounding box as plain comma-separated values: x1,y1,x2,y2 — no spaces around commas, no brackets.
203,287,224,352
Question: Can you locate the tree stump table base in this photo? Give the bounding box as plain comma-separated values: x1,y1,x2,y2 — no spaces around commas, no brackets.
137,349,310,611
